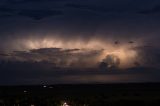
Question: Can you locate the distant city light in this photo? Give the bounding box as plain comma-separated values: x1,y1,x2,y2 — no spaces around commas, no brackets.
62,102,69,106
49,86,53,89
23,90,27,93
43,85,47,88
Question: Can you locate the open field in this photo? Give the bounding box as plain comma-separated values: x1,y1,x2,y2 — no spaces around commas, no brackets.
0,83,160,106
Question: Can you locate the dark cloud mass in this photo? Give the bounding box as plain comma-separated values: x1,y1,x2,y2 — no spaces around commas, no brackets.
1,48,101,68
0,0,160,84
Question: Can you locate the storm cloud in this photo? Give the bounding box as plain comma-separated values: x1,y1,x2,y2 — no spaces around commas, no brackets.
0,0,160,84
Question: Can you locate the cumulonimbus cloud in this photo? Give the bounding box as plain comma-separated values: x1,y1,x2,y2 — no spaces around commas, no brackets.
0,36,147,69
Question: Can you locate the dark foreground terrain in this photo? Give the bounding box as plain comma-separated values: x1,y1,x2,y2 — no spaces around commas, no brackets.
0,83,160,106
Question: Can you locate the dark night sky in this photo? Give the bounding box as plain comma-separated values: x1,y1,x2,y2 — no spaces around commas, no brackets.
0,0,160,85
